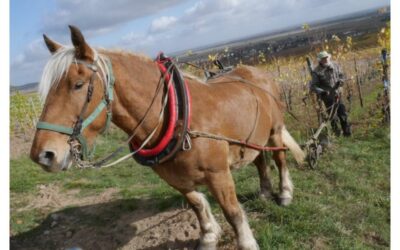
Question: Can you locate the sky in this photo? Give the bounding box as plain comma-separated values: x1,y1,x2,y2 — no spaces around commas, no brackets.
10,0,389,86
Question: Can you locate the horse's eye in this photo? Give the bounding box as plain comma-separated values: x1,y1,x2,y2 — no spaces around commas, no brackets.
74,80,84,90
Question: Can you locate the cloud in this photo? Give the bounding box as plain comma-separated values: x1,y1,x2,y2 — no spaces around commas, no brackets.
149,16,178,33
12,0,186,85
179,0,319,32
12,0,389,85
41,0,185,36
113,0,389,57
142,0,388,54
120,32,155,49
11,39,51,85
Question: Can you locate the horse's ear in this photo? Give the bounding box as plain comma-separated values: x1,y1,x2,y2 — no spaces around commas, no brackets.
68,25,94,60
43,34,63,54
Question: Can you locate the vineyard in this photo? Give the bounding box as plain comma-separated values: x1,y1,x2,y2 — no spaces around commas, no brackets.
10,92,42,136
9,50,385,150
179,23,390,141
10,26,389,137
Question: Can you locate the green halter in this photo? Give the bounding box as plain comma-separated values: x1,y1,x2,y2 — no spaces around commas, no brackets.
36,58,115,160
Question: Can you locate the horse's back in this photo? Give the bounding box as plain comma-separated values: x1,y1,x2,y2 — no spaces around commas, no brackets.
206,65,281,98
187,65,284,133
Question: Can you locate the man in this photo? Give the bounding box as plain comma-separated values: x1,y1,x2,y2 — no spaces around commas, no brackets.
310,51,352,137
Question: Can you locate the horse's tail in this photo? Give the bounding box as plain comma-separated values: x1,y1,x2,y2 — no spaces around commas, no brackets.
282,126,305,164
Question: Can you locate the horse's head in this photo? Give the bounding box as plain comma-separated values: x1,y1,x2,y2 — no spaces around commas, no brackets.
30,26,113,172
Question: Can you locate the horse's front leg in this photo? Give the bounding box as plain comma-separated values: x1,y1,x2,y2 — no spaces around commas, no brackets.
182,190,221,250
206,169,259,250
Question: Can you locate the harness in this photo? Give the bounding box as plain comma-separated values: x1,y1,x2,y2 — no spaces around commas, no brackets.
35,52,192,168
36,56,115,161
35,52,286,170
129,53,192,166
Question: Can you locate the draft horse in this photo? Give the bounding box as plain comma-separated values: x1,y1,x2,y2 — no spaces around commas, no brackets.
30,26,305,250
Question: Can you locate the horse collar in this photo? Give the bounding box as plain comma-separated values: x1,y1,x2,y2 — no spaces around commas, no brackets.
130,52,192,166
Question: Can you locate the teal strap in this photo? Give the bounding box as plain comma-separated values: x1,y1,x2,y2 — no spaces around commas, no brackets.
36,121,74,135
106,59,115,101
81,99,108,129
100,110,112,134
36,122,90,159
88,141,97,159
35,58,115,161
76,134,89,160
79,58,114,130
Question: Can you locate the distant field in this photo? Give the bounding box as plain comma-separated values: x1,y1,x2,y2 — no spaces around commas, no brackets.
176,9,389,66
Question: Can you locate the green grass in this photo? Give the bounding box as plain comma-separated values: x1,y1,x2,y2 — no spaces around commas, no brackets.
10,84,389,249
239,83,389,249
10,131,182,235
228,125,390,249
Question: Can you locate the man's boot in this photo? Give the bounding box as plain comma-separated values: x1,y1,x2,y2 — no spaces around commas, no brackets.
341,119,352,137
343,124,352,137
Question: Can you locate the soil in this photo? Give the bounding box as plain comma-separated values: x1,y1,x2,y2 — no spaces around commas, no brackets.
10,184,237,250
10,131,34,159
10,130,237,249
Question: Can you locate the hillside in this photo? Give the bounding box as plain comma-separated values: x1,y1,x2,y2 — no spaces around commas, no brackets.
10,81,390,249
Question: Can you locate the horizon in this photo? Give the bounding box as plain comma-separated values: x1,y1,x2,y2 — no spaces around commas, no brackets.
11,0,389,86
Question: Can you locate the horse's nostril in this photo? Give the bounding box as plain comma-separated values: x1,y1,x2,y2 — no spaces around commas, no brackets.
38,150,57,167
44,151,55,160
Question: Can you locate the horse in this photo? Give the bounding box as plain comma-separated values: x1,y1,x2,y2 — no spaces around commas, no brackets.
30,25,305,250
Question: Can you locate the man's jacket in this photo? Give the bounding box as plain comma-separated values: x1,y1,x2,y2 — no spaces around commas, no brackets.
310,62,345,94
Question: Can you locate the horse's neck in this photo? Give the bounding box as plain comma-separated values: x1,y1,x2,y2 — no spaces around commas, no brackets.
107,52,164,144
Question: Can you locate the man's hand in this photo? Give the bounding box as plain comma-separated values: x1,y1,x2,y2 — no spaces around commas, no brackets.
313,87,329,96
334,80,343,89
320,90,329,96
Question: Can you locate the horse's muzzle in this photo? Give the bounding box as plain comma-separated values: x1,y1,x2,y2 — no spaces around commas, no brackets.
31,148,71,172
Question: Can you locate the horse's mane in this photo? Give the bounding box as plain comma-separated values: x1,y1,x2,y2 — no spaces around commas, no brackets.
182,72,206,83
101,48,153,63
39,47,112,100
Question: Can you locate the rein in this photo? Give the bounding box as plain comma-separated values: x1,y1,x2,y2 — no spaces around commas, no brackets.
36,53,180,169
188,131,287,151
36,54,288,170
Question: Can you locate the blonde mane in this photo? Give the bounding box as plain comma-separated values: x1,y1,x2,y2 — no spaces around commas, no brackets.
39,47,111,100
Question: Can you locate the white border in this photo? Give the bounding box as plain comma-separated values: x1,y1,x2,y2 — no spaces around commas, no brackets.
390,1,398,249
2,0,10,249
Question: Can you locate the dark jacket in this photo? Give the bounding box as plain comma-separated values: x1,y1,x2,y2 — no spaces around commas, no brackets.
310,62,345,94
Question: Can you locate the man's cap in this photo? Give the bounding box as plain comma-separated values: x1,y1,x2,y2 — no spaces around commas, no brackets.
317,51,331,60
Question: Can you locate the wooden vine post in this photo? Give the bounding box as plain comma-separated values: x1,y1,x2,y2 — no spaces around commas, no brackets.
353,57,364,107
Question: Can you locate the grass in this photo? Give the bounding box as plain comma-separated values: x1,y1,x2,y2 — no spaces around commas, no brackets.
10,135,182,236
234,126,390,249
10,74,389,248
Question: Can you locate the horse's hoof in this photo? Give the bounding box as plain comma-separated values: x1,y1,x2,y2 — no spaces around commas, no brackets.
238,239,260,250
197,242,217,250
279,197,292,206
197,232,218,250
259,192,273,201
197,245,216,250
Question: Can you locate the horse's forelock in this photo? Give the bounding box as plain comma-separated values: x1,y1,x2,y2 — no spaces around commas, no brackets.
38,47,110,101
39,47,74,100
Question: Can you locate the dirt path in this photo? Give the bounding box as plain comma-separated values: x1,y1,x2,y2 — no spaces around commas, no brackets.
10,132,238,249
10,184,237,250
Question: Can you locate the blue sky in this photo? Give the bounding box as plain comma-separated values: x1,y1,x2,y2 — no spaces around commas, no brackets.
10,0,389,85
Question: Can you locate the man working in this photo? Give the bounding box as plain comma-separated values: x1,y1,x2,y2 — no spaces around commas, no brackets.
310,51,352,137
